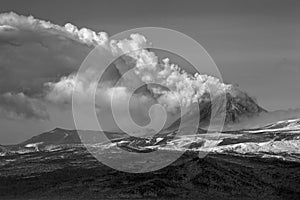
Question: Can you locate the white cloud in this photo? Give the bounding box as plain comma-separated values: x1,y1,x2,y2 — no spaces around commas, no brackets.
0,12,108,46
0,12,110,120
108,35,232,112
45,31,233,115
0,24,18,32
0,12,247,132
0,12,233,122
0,12,97,96
0,93,49,120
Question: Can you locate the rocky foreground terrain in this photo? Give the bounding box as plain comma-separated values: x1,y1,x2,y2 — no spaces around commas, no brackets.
1,119,300,200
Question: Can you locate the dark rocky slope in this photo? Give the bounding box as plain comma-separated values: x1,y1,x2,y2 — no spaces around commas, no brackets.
0,150,299,200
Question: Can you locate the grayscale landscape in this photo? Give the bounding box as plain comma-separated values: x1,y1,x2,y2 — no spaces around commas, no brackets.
0,1,299,199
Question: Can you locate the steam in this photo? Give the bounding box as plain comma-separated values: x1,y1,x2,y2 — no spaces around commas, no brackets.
0,93,49,120
0,12,111,120
110,34,232,112
47,33,232,116
1,12,299,141
0,12,108,46
0,12,232,121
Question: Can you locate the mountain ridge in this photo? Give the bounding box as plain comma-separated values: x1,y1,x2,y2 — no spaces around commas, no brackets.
167,86,267,131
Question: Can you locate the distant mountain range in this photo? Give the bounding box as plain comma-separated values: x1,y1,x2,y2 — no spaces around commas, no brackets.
1,118,300,160
0,128,127,154
1,118,300,200
0,86,268,154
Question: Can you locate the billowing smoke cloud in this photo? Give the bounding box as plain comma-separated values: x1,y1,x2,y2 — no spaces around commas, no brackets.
0,12,109,120
0,12,233,124
0,12,108,46
0,12,108,95
1,12,299,131
47,33,232,115
109,34,232,112
114,52,231,112
0,93,49,120
44,69,160,131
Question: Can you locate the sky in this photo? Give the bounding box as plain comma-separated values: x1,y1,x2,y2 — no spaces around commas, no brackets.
0,0,299,144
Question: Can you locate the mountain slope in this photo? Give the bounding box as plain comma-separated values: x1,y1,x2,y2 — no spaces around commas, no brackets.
262,118,300,130
2,118,299,159
1,142,300,200
168,86,266,131
19,128,82,147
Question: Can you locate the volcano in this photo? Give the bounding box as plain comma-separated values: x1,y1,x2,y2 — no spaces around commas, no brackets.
167,86,267,131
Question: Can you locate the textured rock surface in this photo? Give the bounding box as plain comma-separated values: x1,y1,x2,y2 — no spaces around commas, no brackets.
1,119,300,200
0,150,300,200
168,87,267,132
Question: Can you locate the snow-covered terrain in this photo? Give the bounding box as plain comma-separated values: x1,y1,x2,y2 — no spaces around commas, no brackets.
1,118,300,199
1,118,300,163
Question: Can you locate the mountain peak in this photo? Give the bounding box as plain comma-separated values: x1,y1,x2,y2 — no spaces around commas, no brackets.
224,88,267,123
49,127,71,133
167,87,266,131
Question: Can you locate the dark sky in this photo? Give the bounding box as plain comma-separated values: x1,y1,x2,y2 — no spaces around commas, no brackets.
0,0,299,144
